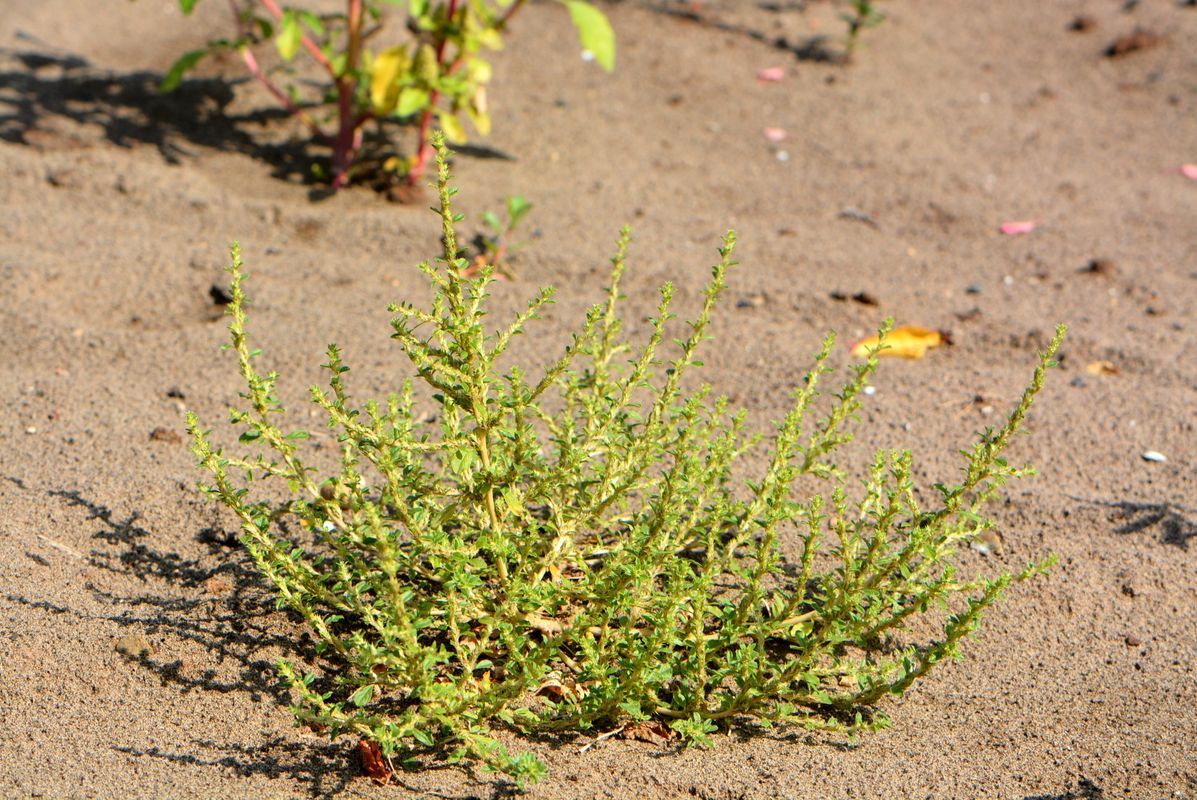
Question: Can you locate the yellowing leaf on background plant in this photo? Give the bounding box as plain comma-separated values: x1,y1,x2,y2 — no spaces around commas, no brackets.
438,110,468,144
850,325,948,359
563,0,616,72
370,46,409,115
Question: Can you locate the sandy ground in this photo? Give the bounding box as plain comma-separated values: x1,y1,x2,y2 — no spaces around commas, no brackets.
1,0,1196,798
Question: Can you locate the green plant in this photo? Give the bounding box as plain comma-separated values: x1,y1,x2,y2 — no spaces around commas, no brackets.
465,194,533,278
842,0,885,60
188,137,1064,786
161,0,614,188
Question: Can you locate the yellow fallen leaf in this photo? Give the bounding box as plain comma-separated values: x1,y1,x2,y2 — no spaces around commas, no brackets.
850,325,948,359
1085,360,1119,376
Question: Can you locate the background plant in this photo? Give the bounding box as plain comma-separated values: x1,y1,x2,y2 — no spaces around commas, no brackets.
465,193,532,279
189,138,1063,785
161,0,614,188
842,0,885,61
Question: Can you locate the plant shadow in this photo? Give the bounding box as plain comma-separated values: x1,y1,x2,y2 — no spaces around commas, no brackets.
0,36,517,199
7,485,520,798
0,42,325,184
1072,495,1197,551
648,2,845,63
1023,776,1104,800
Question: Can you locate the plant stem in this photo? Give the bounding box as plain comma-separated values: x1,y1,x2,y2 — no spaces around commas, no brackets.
476,427,508,582
496,0,528,30
330,0,366,188
238,46,330,142
408,0,460,185
227,1,329,141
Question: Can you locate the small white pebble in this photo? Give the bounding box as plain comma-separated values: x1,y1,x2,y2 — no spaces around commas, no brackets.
580,50,595,63
321,521,337,533
1003,275,1014,286
862,386,876,396
775,150,790,162
1141,451,1167,463
25,426,37,435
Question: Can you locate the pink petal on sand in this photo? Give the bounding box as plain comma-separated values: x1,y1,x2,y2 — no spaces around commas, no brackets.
763,127,788,142
757,66,785,83
1000,220,1037,235
1181,164,1197,180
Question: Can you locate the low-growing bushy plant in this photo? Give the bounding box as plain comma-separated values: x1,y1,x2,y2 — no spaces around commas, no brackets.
189,137,1063,785
161,0,614,188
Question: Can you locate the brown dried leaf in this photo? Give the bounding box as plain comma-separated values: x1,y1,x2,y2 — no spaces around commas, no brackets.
621,720,677,744
358,739,393,785
1086,360,1119,376
526,615,565,637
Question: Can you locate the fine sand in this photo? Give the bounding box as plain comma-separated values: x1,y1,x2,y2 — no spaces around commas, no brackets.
1,1,1195,798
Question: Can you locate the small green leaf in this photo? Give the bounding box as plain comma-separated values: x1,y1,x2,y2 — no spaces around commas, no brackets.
179,0,199,13
350,685,374,707
277,11,303,62
160,49,207,92
298,10,325,37
561,1,616,72
396,87,431,117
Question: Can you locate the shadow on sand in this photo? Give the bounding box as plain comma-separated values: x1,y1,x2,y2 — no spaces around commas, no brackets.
0,36,513,200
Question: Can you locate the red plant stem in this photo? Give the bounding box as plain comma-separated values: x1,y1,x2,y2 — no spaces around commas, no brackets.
238,46,330,142
407,0,460,185
329,0,365,188
496,0,528,30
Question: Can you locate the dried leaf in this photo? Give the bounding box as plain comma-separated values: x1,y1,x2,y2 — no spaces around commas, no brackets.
999,220,1037,235
526,614,564,637
358,739,392,785
850,326,948,359
621,720,676,743
1085,360,1119,376
536,672,587,702
970,528,1003,555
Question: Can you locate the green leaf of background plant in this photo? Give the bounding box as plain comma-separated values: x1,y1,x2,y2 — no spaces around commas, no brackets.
561,1,615,72
438,111,467,144
160,49,207,92
298,10,325,38
178,0,199,14
397,87,431,118
277,11,302,62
